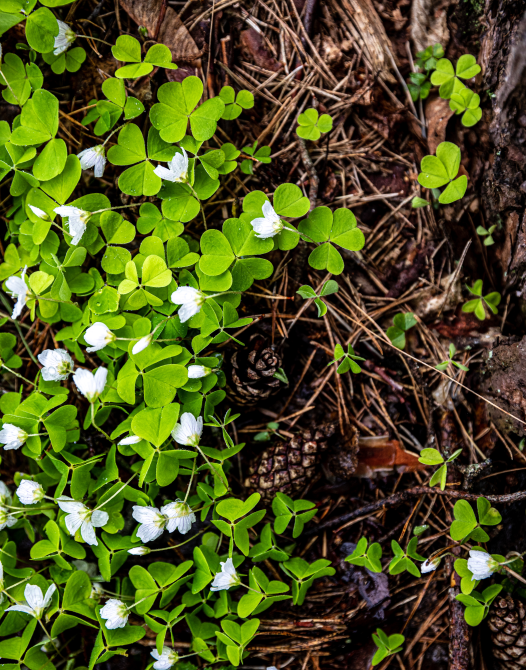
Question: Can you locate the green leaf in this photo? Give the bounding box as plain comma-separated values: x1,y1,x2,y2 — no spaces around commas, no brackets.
273,183,310,218
131,404,180,447
456,54,481,80
150,76,204,142
112,35,142,62
25,7,59,53
450,499,478,541
418,155,449,189
199,230,235,276
33,138,67,181
439,175,468,204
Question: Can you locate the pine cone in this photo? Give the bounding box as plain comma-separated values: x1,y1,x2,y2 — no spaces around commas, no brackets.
228,334,283,406
245,425,335,501
488,594,526,669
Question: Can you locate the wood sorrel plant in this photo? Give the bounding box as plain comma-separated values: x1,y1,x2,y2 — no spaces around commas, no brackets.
0,8,485,668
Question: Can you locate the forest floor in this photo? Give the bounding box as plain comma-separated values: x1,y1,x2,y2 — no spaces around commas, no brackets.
3,0,526,669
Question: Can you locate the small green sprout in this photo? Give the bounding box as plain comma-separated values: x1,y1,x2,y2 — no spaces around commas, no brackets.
411,196,429,208
430,54,481,99
328,343,365,374
371,629,405,666
449,87,482,127
417,141,467,204
386,312,417,350
240,140,271,174
296,279,338,318
219,85,254,120
295,108,333,141
449,498,502,543
435,343,469,372
408,72,431,101
345,537,382,573
456,584,503,626
462,280,501,320
476,224,496,245
415,43,444,71
254,421,284,442
389,537,426,577
418,447,462,490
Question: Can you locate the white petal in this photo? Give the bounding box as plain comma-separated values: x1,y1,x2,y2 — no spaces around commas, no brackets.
42,584,57,607
65,512,84,536
81,520,98,546
25,584,44,610
91,510,109,528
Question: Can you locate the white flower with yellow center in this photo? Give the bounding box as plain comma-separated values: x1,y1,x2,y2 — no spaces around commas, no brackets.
53,20,76,55
151,647,179,670
161,500,196,535
5,266,30,319
171,413,203,447
210,558,240,592
0,424,28,451
38,348,74,381
84,323,116,352
170,287,205,323
250,201,284,239
78,145,106,178
132,505,167,543
153,148,188,183
57,496,108,546
17,480,44,505
6,583,56,619
54,206,91,245
73,367,108,402
100,598,129,629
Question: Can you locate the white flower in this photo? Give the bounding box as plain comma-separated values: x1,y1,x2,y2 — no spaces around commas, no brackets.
40,635,59,654
170,287,205,323
250,201,284,239
38,348,74,381
132,334,153,355
161,500,196,535
84,322,116,352
100,598,129,629
78,145,106,178
73,367,108,402
0,424,27,450
151,647,179,670
187,365,211,379
0,482,11,506
171,413,203,447
210,558,240,592
6,583,56,618
54,206,91,246
128,545,151,556
5,266,30,319
28,205,49,220
57,496,108,546
0,507,16,531
421,557,440,574
17,480,44,505
132,505,167,543
153,148,189,183
467,549,498,580
53,20,76,55
118,435,141,445
90,582,104,601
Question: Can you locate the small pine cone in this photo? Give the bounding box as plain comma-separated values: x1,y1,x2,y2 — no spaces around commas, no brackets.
228,334,283,406
245,425,335,501
488,594,526,669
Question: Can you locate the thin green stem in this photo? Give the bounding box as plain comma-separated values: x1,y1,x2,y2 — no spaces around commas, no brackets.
0,293,40,366
75,34,113,47
0,364,35,387
90,403,112,442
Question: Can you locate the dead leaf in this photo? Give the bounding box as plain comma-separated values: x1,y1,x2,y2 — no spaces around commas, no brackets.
119,0,201,63
410,0,450,54
426,95,455,154
240,27,281,72
414,272,462,320
353,436,425,477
